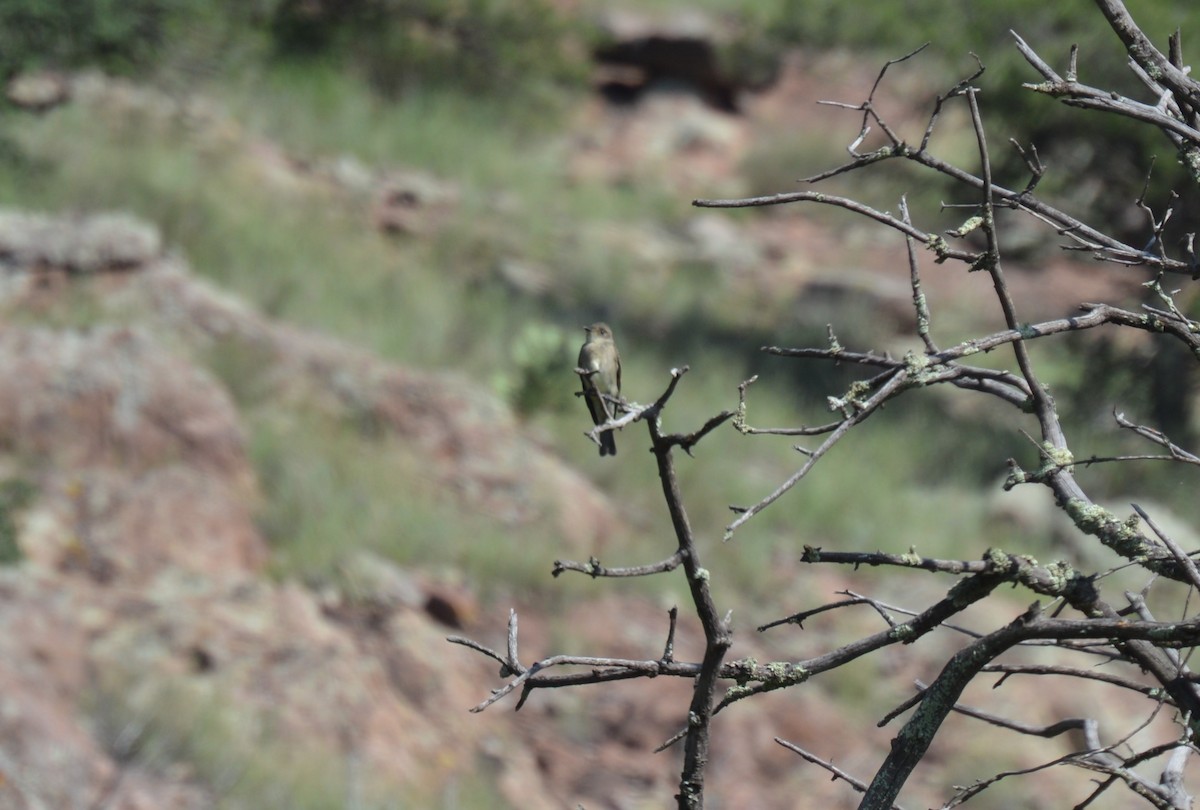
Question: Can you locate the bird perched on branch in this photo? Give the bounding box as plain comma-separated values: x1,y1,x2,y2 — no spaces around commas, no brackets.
577,322,621,456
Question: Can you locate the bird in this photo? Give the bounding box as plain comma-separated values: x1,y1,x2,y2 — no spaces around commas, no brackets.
577,322,621,456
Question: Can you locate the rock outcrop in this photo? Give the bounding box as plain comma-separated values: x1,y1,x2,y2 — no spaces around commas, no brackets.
0,211,649,808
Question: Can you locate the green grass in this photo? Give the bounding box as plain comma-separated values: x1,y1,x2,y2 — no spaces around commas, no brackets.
0,477,35,564
86,670,357,809
0,64,690,369
227,67,547,178
84,658,510,809
247,406,568,594
0,96,522,372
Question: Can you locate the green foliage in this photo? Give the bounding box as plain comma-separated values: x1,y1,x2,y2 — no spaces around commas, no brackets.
493,321,576,417
768,0,1200,68
268,0,590,102
0,0,241,77
0,477,34,564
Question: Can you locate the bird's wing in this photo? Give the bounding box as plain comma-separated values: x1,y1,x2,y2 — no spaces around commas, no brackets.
584,382,609,426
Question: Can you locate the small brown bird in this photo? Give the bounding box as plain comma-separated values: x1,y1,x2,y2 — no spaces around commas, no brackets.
577,322,621,456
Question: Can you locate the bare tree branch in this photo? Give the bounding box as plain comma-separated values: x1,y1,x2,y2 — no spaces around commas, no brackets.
1093,0,1200,115
460,7,1200,807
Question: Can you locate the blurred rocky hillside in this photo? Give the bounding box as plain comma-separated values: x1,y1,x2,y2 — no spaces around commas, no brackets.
0,207,896,808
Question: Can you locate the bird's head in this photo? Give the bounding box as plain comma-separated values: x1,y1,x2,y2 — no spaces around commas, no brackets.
584,322,613,342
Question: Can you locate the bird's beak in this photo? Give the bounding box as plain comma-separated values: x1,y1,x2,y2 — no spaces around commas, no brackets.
582,325,591,332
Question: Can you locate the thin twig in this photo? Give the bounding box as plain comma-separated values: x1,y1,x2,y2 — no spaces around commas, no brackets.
725,370,909,539
553,552,684,579
775,738,908,810
1133,504,1200,591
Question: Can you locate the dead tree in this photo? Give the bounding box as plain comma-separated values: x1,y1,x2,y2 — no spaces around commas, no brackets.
453,2,1200,807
